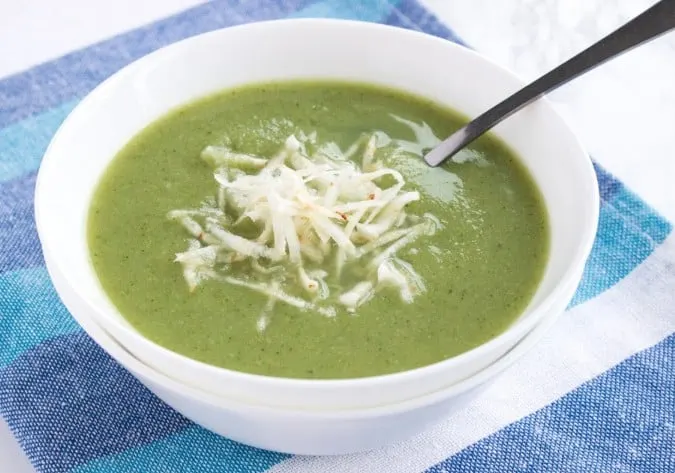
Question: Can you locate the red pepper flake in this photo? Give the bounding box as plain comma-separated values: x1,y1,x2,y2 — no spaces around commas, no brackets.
337,212,348,221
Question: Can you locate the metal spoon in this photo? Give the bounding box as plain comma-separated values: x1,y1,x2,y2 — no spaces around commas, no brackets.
424,0,675,167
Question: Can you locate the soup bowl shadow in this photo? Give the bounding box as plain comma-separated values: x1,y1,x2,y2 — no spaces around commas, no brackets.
46,257,582,455
34,19,599,411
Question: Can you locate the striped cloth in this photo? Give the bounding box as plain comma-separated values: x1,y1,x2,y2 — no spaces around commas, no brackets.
1,1,674,472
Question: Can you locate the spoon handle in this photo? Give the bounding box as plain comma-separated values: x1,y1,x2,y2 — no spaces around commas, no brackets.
424,0,675,167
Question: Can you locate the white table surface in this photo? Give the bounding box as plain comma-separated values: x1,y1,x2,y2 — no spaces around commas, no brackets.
1,0,671,470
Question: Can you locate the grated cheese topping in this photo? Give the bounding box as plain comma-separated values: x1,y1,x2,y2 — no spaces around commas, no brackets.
168,126,443,331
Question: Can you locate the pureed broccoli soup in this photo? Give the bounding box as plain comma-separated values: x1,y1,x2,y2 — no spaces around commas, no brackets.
88,81,549,379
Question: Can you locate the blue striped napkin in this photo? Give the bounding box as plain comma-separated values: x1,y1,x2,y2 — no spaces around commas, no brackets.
1,1,674,472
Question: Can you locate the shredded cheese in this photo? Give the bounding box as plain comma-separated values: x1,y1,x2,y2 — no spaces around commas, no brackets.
169,126,443,330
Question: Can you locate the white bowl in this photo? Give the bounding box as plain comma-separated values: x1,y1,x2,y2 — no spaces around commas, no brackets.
46,257,583,455
34,19,599,410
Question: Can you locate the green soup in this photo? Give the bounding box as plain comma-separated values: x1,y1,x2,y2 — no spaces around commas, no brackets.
88,81,549,379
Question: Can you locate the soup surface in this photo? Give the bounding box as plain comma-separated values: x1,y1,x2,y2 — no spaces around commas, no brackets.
88,81,549,379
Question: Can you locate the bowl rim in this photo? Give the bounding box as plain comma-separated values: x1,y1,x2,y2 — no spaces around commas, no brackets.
34,17,600,390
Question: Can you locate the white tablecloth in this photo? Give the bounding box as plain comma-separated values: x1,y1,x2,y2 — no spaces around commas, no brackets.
1,0,670,470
